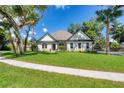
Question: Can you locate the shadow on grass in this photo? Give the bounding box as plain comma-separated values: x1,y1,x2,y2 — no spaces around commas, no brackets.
37,51,59,55
0,51,38,59
0,52,15,58
73,51,98,55
1,51,59,59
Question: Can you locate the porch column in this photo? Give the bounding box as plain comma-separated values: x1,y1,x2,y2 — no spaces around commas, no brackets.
56,43,58,50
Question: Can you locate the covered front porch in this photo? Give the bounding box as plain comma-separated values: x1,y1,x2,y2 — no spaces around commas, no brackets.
37,41,67,51
37,42,57,51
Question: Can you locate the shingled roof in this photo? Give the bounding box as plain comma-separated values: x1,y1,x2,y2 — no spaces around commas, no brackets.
51,30,72,40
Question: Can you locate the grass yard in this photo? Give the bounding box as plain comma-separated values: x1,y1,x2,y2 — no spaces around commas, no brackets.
121,52,124,54
0,62,124,88
2,51,124,73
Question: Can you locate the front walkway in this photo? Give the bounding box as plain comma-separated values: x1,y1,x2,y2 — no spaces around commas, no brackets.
0,57,124,82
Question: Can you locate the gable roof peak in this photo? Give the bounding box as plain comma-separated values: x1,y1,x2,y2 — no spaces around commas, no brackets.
68,30,93,41
37,32,56,42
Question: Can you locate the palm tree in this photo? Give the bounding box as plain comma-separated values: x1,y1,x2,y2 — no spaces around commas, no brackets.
96,6,123,54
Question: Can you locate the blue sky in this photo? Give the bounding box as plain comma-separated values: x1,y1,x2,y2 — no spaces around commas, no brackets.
32,5,124,39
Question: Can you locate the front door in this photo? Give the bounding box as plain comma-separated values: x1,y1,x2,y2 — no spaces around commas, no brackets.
52,44,56,50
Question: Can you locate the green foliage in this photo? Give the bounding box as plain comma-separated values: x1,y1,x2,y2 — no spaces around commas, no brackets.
110,42,120,51
0,29,8,44
31,43,37,51
58,45,65,51
84,51,97,53
0,5,46,55
82,21,97,40
1,44,12,51
110,20,124,43
0,29,9,50
94,39,105,50
96,6,123,24
68,23,81,34
85,30,96,40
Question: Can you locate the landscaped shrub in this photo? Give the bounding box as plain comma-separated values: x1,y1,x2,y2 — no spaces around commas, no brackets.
1,45,12,51
94,43,102,50
84,50,97,53
31,44,37,51
94,40,105,51
58,45,65,51
110,42,120,51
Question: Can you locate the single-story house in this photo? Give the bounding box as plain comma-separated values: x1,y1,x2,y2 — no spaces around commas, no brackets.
37,30,93,52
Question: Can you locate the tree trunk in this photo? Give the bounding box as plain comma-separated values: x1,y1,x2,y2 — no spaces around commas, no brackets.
13,30,24,55
8,29,17,55
106,22,110,54
32,26,36,51
24,27,30,52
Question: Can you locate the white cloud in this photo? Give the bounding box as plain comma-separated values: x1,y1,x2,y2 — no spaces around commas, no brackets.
42,27,48,32
55,5,66,10
29,31,32,35
23,34,26,38
28,37,32,41
29,31,36,35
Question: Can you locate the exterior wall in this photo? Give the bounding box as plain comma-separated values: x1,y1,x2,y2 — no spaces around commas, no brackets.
38,41,92,52
67,41,92,52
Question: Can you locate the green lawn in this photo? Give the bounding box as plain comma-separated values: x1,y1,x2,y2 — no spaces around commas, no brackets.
0,62,124,88
2,51,124,73
120,52,124,54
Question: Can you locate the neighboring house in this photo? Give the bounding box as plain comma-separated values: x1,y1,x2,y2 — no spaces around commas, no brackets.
37,30,93,52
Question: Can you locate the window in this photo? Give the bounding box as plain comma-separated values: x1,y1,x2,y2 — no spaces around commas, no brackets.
45,43,47,48
42,44,44,49
70,43,73,49
86,43,89,49
78,43,81,49
59,43,64,46
42,43,47,49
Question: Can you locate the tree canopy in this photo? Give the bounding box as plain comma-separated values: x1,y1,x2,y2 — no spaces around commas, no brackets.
0,5,46,55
